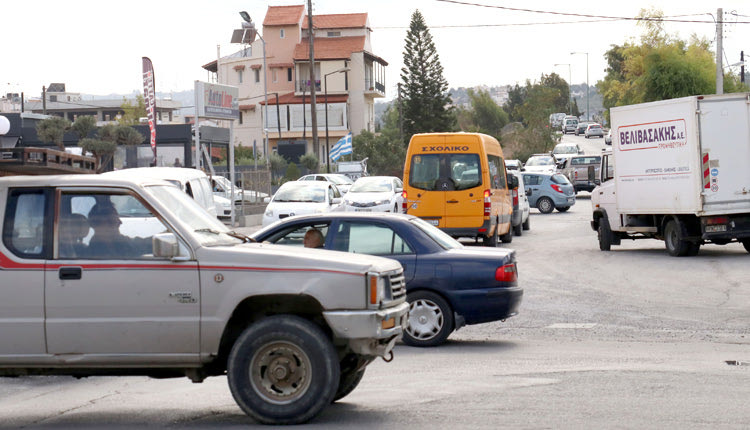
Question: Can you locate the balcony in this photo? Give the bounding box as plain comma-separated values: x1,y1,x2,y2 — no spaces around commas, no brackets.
364,79,386,98
296,80,321,92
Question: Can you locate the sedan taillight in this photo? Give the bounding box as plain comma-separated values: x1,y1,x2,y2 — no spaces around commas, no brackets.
495,263,518,283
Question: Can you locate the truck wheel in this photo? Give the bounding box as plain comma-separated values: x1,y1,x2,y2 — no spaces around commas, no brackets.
556,206,570,212
227,315,340,425
500,225,513,243
333,368,365,402
537,197,554,214
664,219,691,257
598,223,612,251
483,222,499,247
513,222,522,236
403,291,454,347
522,216,531,231
743,240,750,253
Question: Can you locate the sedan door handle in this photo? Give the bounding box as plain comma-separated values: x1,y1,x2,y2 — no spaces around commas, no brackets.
59,267,82,280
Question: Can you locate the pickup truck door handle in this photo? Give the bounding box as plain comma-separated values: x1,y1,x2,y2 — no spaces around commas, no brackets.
59,267,82,280
446,200,459,203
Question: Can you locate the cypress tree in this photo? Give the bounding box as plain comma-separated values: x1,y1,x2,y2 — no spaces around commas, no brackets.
400,10,455,143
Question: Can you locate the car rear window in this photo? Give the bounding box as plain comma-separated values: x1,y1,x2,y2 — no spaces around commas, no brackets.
408,153,481,191
551,174,571,185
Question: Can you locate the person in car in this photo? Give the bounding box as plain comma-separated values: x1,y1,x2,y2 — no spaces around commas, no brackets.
303,228,325,248
87,202,150,258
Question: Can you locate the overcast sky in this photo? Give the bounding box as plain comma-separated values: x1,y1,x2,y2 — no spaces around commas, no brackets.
3,1,750,101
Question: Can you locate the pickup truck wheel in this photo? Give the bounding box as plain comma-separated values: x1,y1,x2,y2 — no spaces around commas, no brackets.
403,291,454,347
664,219,691,257
333,368,366,402
227,315,339,425
598,222,612,251
522,216,531,231
537,197,554,214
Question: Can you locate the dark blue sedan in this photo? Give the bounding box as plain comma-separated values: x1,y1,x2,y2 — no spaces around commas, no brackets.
251,213,523,347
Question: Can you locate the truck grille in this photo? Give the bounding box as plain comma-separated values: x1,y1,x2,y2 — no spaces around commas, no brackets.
388,271,406,301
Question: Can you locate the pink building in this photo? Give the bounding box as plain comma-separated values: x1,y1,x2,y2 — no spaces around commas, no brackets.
203,5,388,165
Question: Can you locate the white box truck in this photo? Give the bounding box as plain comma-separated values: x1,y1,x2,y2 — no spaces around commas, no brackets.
591,93,750,256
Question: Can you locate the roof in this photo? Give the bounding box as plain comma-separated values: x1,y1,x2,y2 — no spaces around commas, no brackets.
301,13,368,30
293,36,365,61
259,92,348,105
263,5,305,26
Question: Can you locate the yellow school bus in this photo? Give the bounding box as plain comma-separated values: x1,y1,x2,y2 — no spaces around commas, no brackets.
402,132,515,246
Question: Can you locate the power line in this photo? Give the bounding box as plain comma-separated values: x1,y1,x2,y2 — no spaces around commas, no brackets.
433,0,750,24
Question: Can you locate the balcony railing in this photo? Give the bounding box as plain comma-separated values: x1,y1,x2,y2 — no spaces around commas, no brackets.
296,80,321,92
364,79,386,94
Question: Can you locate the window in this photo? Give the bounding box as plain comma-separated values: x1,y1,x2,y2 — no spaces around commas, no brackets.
3,189,49,259
408,153,481,191
523,175,541,186
238,69,243,84
333,222,413,255
254,69,260,83
239,111,243,125
327,31,341,37
58,192,167,260
280,28,285,38
267,223,330,247
272,69,278,83
287,68,293,82
487,155,506,189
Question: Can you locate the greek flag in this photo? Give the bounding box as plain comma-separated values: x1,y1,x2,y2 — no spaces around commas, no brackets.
329,132,353,161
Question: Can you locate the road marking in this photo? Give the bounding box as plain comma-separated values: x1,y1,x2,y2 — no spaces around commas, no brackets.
547,323,597,329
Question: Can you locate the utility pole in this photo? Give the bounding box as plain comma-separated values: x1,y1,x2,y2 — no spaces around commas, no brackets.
42,86,46,114
742,51,745,84
397,83,404,145
716,8,723,95
307,0,319,159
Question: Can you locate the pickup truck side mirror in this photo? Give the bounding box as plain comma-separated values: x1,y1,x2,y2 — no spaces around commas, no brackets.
153,233,179,258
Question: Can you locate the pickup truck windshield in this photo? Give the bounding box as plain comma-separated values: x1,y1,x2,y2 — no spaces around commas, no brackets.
146,185,241,246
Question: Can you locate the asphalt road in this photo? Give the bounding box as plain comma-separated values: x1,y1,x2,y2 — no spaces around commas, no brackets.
2,133,749,428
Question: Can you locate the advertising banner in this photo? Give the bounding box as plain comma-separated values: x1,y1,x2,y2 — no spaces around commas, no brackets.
142,57,157,164
195,81,239,120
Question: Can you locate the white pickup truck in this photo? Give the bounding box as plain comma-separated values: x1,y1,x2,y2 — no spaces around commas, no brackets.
591,93,750,256
0,174,408,424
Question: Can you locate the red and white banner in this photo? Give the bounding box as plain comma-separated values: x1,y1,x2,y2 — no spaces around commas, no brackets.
142,57,157,164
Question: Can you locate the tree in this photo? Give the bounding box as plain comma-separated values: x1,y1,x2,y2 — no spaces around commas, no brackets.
81,124,144,172
36,116,71,150
459,89,508,139
283,162,301,182
540,73,570,114
119,94,147,126
299,153,319,173
503,84,526,123
71,115,97,141
79,138,117,173
269,152,288,184
400,10,455,143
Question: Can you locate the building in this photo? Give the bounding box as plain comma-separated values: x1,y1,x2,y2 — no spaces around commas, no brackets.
22,83,182,125
203,5,388,164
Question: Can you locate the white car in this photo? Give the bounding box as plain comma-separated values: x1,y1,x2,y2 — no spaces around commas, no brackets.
522,154,558,174
510,170,530,235
551,142,583,166
211,176,270,204
298,173,354,194
343,176,404,213
504,159,523,171
213,194,234,219
262,181,344,226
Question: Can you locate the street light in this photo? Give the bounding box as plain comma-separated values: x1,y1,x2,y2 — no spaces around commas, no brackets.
324,67,350,173
238,11,269,163
570,52,589,121
554,63,572,114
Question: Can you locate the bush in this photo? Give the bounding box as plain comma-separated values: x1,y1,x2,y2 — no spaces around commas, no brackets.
284,162,301,182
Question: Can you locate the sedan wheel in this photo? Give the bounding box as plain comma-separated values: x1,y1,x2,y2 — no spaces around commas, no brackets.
403,291,454,347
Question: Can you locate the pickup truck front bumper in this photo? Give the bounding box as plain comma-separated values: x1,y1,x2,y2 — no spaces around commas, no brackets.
323,301,409,357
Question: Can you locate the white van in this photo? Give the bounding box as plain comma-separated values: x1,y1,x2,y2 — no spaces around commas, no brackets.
102,167,218,217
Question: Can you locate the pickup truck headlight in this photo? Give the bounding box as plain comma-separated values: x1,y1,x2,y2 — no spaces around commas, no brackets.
368,273,392,307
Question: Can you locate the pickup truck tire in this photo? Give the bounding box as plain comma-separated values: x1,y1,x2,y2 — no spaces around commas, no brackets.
500,225,514,243
403,291,454,347
513,222,522,236
333,368,366,402
227,315,340,425
522,216,531,231
537,197,554,214
598,222,613,251
664,219,691,257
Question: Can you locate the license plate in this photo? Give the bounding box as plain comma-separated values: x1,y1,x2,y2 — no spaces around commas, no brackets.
705,224,727,233
354,208,372,212
568,198,575,204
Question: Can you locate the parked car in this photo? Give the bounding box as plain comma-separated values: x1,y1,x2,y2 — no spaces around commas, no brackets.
551,142,583,166
211,175,270,204
575,121,590,136
523,154,559,174
509,170,531,235
343,176,404,213
262,181,343,226
562,117,578,134
605,129,612,145
299,173,354,194
585,123,604,138
213,194,234,219
522,172,576,214
251,212,523,347
505,159,523,171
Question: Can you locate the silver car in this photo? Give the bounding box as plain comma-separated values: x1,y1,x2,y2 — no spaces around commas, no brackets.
585,123,604,138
